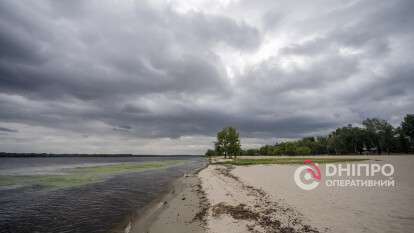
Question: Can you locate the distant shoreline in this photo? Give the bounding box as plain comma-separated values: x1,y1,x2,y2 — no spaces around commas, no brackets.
0,153,202,158
2,152,412,158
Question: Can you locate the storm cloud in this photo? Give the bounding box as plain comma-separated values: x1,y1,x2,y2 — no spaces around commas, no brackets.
0,0,413,154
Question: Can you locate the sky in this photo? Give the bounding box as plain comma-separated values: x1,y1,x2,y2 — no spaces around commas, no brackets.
0,0,413,154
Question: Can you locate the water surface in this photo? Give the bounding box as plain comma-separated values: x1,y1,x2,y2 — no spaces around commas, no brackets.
0,156,206,233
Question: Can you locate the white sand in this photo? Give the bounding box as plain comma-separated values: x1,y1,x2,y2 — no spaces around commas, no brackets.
199,165,319,233
231,156,414,233
200,156,414,233
199,165,256,233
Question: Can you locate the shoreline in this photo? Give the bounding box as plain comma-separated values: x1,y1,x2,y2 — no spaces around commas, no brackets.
126,167,208,233
125,155,414,233
132,164,320,233
127,163,318,233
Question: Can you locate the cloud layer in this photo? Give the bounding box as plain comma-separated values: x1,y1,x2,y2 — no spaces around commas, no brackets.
0,0,413,154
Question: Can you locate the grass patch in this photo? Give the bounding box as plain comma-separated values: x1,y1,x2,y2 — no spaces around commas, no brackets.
0,160,185,189
214,158,368,166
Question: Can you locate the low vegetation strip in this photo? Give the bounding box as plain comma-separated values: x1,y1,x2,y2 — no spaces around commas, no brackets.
214,158,368,166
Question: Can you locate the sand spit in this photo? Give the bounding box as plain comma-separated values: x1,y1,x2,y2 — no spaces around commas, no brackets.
199,165,320,233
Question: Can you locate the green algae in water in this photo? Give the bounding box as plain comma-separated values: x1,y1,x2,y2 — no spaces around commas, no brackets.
0,160,185,189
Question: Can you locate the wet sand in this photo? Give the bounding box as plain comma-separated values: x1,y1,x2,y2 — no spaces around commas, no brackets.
129,174,208,233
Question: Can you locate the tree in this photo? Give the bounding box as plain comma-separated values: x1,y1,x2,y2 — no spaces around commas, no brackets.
402,114,414,151
295,146,311,155
314,136,328,154
363,119,380,153
395,127,409,153
351,127,367,154
380,122,395,154
362,118,395,154
327,126,351,154
259,145,274,155
205,149,216,157
283,142,297,155
246,148,259,156
325,125,367,154
214,140,224,157
211,115,413,156
215,127,241,159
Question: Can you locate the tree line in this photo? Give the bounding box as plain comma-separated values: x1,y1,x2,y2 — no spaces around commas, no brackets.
206,114,414,157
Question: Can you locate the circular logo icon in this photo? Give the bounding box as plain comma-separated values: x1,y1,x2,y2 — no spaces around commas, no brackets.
294,160,321,190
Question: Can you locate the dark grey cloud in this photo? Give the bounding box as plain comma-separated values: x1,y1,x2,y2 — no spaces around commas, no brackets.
0,127,18,133
0,0,413,153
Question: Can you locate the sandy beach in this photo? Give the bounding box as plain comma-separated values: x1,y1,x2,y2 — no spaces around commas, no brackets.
130,156,414,233
231,156,414,233
199,164,320,233
129,172,208,233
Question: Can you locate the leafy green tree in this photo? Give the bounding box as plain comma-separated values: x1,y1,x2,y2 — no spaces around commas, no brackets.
205,149,216,157
326,125,363,154
363,118,395,154
215,127,241,159
362,119,381,153
351,127,367,154
395,127,410,153
327,132,338,154
246,148,259,156
226,115,413,156
272,146,283,155
402,114,414,150
214,140,225,155
259,145,274,155
298,136,328,154
295,146,311,155
327,126,350,154
380,123,395,154
283,142,297,155
314,136,328,154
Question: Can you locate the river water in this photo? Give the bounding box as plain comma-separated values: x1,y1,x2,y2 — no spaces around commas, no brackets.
0,156,206,233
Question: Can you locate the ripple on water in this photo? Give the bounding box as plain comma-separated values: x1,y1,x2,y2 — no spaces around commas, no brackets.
0,157,206,233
